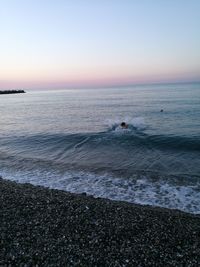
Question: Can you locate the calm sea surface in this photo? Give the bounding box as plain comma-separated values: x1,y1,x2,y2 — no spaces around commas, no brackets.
0,83,200,213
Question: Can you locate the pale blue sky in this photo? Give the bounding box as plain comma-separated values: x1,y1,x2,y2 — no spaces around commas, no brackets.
0,0,200,89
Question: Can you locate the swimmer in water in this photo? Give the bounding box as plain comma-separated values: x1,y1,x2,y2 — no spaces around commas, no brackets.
120,122,128,129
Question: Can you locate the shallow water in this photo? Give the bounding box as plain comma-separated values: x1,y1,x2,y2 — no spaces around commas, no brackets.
0,83,200,213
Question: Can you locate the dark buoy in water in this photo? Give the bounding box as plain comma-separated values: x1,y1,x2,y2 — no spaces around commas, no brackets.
160,109,163,112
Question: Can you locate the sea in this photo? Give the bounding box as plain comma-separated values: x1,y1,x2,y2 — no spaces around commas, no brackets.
0,83,200,214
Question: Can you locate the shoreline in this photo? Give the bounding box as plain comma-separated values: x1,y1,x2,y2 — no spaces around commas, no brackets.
1,177,200,266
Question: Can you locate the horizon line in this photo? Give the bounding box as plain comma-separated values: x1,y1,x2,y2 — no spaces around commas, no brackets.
13,80,200,91
1,79,200,91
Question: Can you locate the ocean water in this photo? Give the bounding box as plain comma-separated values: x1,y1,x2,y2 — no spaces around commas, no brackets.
0,83,200,214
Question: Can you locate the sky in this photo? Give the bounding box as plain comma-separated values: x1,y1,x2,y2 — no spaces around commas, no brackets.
0,0,200,89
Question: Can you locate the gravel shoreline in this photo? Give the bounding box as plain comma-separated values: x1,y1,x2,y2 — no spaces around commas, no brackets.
0,177,200,266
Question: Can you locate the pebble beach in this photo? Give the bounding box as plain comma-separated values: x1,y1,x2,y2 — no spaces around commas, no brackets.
1,177,200,266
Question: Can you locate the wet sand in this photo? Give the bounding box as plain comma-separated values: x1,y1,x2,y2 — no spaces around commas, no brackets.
0,177,200,266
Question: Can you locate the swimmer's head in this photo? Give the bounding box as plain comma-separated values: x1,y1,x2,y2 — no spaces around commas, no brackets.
121,122,128,128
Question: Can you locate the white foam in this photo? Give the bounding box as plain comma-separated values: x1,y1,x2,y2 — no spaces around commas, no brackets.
1,167,200,214
106,116,146,132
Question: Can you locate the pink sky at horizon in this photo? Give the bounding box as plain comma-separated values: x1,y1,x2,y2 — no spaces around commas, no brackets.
1,66,199,89
1,69,200,90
